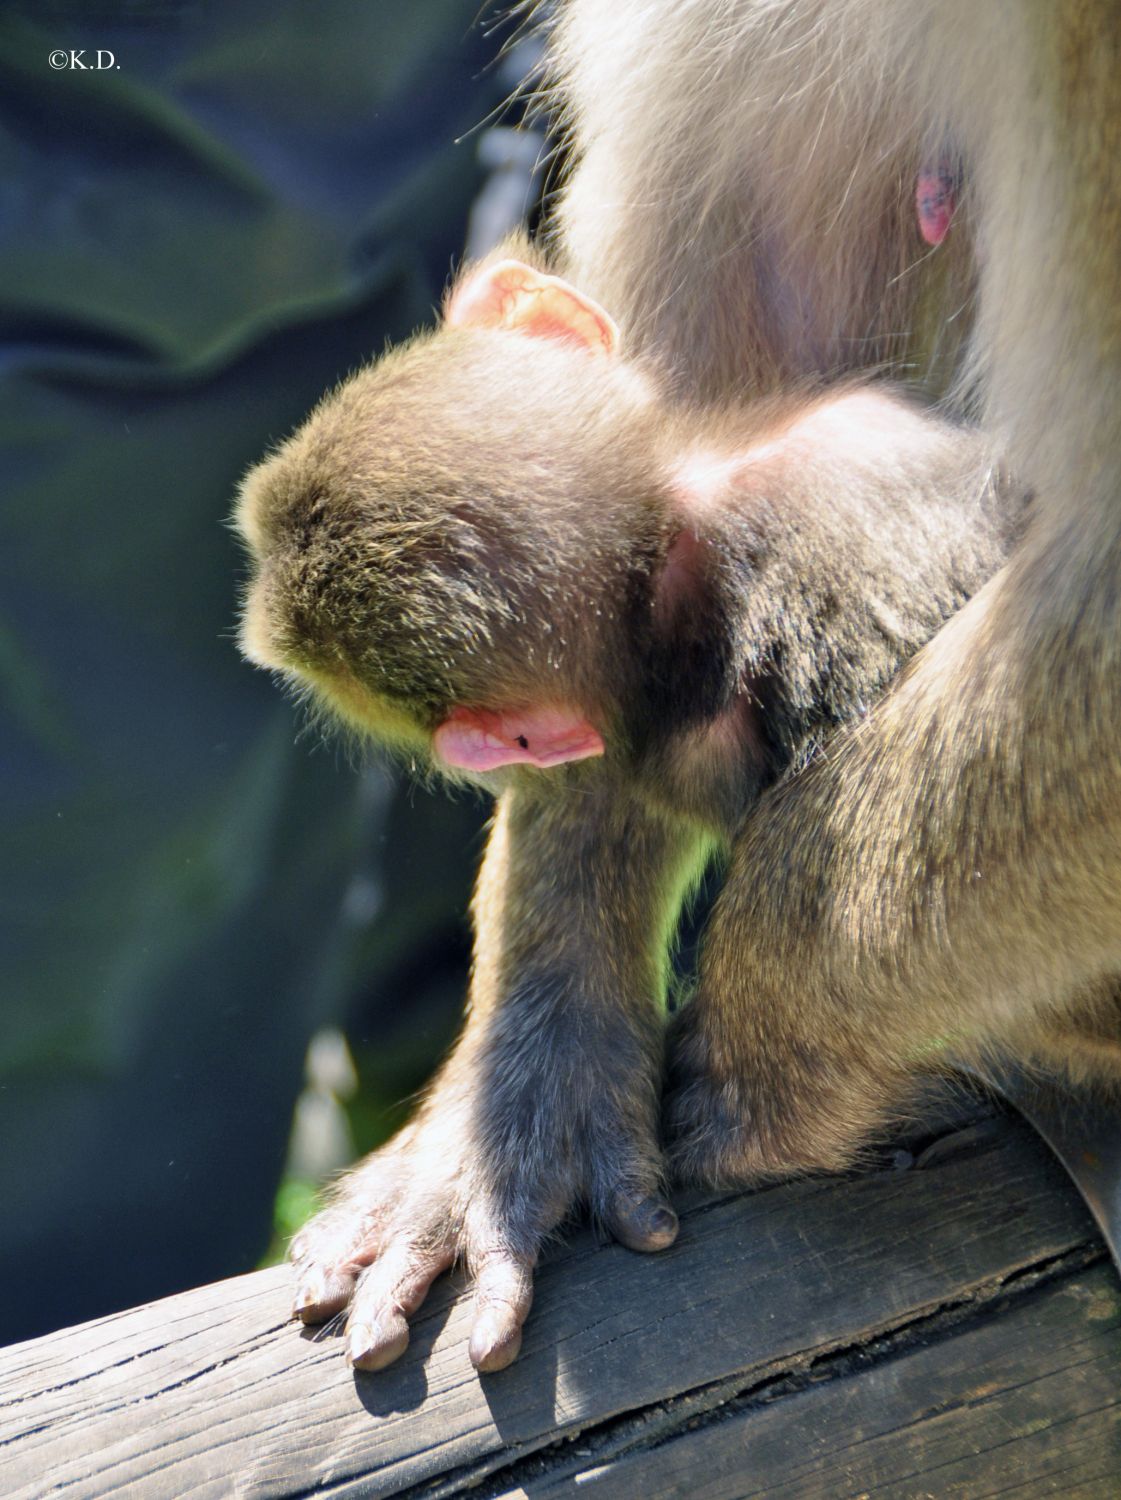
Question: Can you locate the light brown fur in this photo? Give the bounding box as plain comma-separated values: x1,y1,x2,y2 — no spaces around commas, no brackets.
236,243,1028,1368
538,0,1121,1177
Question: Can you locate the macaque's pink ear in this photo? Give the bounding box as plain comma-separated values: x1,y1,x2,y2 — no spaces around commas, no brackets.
445,260,620,356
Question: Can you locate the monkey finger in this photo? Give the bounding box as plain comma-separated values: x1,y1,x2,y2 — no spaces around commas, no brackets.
602,1188,679,1254
290,1209,391,1324
292,1261,362,1325
588,1121,678,1252
345,1240,455,1371
290,1208,377,1276
467,1250,535,1373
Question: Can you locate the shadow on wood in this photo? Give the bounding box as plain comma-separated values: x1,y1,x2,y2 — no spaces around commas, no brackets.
2,1109,1119,1498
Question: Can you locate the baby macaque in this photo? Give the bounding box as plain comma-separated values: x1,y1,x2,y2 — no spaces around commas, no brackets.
235,245,1026,1372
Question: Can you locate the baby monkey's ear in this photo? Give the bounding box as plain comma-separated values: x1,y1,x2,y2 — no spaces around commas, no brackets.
445,259,620,356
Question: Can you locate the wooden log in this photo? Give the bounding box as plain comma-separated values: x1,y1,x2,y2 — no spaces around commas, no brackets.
522,1262,1121,1500
0,1114,1116,1500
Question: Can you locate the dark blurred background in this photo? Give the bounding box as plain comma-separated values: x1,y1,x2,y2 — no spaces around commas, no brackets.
0,0,543,1345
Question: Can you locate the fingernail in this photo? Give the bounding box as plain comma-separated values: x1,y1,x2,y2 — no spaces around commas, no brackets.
346,1322,373,1363
347,1317,408,1371
644,1204,678,1243
612,1194,679,1252
293,1278,322,1313
470,1313,522,1373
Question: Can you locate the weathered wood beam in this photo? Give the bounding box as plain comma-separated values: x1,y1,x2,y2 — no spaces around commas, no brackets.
0,1114,1114,1499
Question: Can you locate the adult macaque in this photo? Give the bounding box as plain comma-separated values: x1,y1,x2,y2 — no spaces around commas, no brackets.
545,0,1121,1180
236,248,1025,1370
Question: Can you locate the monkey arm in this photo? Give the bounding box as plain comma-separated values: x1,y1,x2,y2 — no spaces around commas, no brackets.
291,782,708,1371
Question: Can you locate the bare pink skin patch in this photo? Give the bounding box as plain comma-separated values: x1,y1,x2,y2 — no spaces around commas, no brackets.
434,705,605,772
916,165,957,246
671,389,943,519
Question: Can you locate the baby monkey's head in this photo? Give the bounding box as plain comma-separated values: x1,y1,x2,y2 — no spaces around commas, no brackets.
234,255,669,776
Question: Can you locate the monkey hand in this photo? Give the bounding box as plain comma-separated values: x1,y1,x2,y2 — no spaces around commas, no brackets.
288,1060,677,1374
289,787,692,1372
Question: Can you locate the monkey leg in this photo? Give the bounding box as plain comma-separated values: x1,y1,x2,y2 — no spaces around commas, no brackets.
291,784,706,1371
998,978,1121,1094
666,532,1121,1185
1021,1030,1121,1094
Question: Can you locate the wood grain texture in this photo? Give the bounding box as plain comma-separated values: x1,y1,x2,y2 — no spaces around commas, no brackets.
0,1116,1113,1500
511,1264,1121,1500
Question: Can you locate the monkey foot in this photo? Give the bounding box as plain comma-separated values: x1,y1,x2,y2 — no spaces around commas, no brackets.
665,1075,859,1186
664,1076,778,1187
665,1011,872,1187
